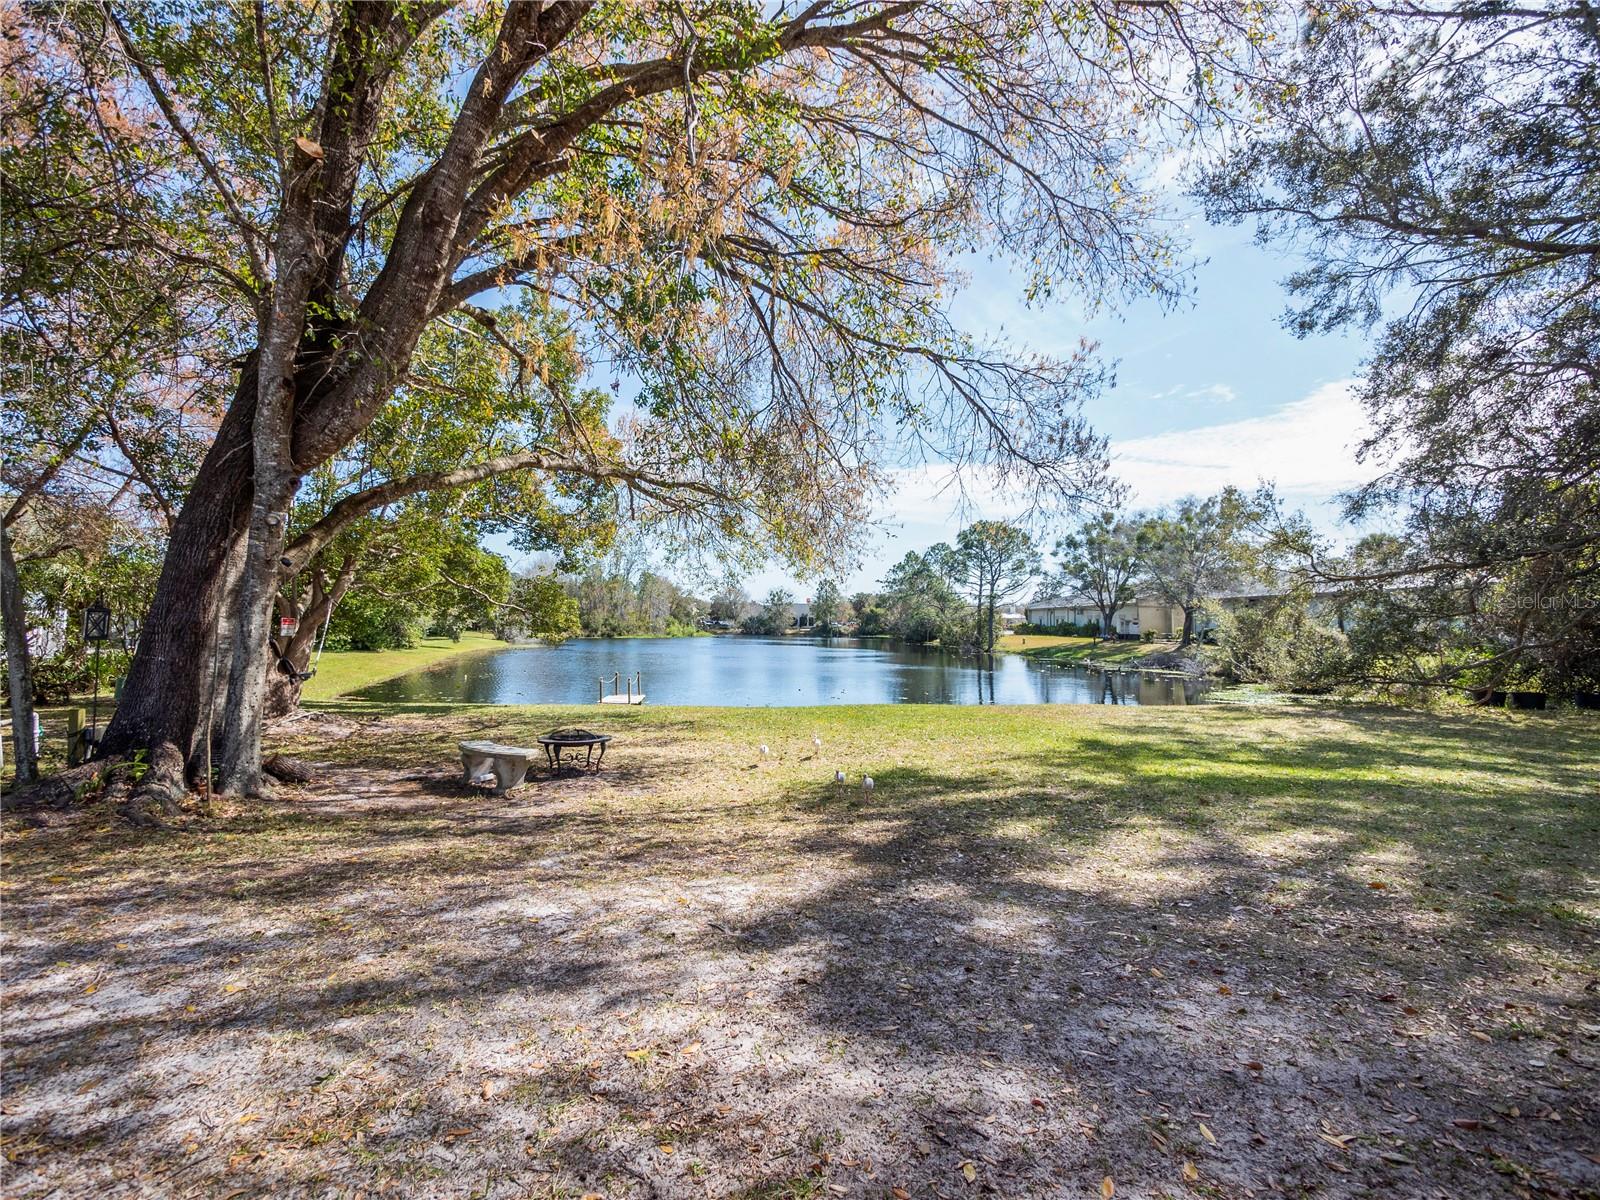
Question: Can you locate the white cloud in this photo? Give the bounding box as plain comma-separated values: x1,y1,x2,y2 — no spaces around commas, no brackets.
1112,379,1373,516
1186,383,1237,405
734,380,1388,594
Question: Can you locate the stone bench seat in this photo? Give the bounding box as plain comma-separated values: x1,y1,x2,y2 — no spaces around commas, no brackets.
460,740,542,795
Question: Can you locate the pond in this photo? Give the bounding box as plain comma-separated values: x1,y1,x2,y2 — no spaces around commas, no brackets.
349,636,1213,706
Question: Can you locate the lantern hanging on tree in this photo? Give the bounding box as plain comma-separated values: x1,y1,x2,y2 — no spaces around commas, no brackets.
83,599,111,752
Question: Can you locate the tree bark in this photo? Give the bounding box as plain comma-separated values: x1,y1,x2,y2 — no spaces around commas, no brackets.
218,130,329,797
99,366,258,772
1,522,39,783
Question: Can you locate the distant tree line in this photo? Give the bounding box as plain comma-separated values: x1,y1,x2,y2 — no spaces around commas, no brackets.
559,551,705,639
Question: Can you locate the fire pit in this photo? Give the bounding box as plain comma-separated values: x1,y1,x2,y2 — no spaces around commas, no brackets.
537,727,612,775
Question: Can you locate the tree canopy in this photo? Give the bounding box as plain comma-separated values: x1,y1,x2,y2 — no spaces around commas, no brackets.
6,0,1275,793
1199,2,1600,693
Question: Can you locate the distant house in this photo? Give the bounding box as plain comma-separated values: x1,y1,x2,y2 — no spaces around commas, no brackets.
1025,591,1185,638
1027,582,1355,638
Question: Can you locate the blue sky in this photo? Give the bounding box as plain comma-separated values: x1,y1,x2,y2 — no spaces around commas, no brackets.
730,210,1383,600
500,202,1388,600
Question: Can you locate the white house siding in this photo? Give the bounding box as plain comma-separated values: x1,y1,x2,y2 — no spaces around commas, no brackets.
1025,595,1185,637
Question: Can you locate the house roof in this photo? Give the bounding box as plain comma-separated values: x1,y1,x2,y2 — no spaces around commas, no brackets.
1026,591,1167,609
1026,592,1096,609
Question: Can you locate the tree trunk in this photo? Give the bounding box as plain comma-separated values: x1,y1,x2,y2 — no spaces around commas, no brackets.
263,557,353,719
217,470,295,796
99,366,257,775
1180,606,1195,647
1,522,39,783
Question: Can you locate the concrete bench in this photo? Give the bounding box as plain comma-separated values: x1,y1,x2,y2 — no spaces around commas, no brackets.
460,740,541,795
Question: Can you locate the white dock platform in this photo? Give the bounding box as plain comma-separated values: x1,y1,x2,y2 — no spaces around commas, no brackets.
597,671,645,705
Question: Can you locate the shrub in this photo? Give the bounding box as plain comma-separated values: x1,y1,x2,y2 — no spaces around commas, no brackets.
1204,595,1350,692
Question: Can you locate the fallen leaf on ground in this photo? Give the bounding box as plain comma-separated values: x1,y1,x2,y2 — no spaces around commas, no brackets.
959,1160,977,1183
1199,1122,1216,1144
623,1048,651,1062
1182,1161,1200,1182
1101,1176,1115,1199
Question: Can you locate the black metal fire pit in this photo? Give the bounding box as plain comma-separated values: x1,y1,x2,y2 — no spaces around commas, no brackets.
537,727,612,775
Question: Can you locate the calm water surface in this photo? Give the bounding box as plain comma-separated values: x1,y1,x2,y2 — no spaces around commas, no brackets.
351,636,1211,706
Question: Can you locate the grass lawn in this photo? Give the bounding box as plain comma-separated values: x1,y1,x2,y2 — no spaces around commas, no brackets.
999,632,1181,665
3,702,1598,1198
299,630,508,702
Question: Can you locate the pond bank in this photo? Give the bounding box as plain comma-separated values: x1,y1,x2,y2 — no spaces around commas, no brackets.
299,630,507,702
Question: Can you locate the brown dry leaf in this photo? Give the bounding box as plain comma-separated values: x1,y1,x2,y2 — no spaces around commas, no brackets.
623,1048,651,1062
681,1041,703,1056
1217,984,1232,996
480,1079,494,1099
892,1188,912,1199
1369,881,1388,890
1182,1161,1200,1182
83,983,97,995
658,1143,676,1154
1318,1132,1355,1150
959,1160,977,1183
1101,1176,1115,1199
1198,1122,1217,1145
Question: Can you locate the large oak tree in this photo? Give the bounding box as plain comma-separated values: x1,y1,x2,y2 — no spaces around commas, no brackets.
10,0,1265,794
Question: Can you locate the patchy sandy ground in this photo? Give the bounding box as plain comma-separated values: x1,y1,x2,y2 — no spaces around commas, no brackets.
3,704,1598,1199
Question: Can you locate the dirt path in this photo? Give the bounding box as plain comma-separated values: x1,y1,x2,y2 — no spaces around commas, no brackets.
3,706,1598,1198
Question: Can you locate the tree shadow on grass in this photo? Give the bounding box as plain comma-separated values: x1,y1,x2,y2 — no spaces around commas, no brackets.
4,706,1596,1198
732,747,1599,1198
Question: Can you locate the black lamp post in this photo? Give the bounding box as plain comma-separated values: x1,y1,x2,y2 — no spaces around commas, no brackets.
83,599,111,751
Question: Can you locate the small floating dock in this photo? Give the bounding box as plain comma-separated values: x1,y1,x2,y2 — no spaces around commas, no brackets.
598,671,646,705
